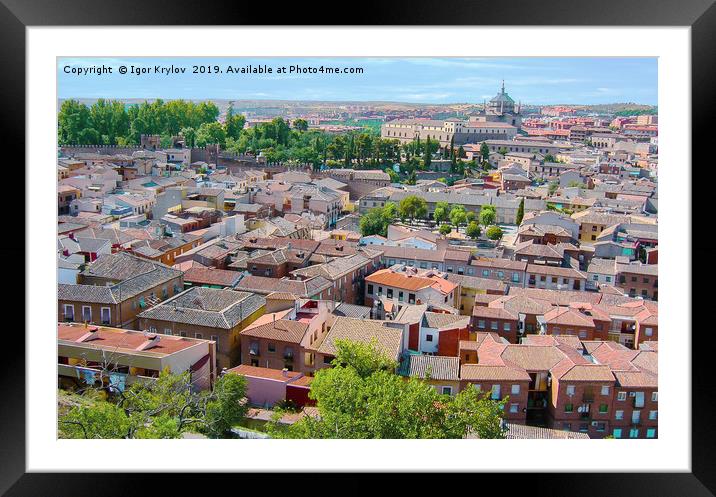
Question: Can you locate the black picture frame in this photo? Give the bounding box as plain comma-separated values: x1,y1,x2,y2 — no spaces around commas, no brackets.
3,0,714,494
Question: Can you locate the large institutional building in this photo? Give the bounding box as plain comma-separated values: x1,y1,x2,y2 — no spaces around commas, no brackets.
380,82,523,147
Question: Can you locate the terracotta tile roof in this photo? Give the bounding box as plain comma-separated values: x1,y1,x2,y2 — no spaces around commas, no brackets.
366,268,456,294
235,275,332,298
501,345,565,372
314,317,403,360
227,364,304,382
240,319,309,344
183,267,242,287
137,287,265,329
460,364,530,381
58,323,207,356
423,312,470,330
542,306,595,327
471,306,518,320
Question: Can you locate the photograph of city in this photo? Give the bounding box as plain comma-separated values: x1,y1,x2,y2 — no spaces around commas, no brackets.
56,57,658,440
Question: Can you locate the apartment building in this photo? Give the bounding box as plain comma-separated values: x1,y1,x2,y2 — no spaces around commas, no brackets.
58,252,184,329
137,287,266,370
58,322,216,391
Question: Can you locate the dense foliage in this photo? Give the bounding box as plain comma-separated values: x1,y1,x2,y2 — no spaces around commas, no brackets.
59,370,248,439
268,340,507,439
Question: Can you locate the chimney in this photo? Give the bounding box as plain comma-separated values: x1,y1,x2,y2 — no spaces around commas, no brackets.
75,326,100,343
135,333,161,351
62,249,70,257
68,232,76,241
282,368,289,377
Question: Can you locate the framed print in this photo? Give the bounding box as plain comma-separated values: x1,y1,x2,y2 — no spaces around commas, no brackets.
4,0,715,494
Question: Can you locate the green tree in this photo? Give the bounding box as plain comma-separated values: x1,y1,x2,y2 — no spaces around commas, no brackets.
486,225,503,240
196,121,227,147
181,127,196,148
433,201,450,225
449,205,467,228
398,195,428,221
59,369,248,439
360,207,391,237
268,340,506,439
203,373,249,438
58,99,92,145
292,118,309,132
480,142,490,162
548,181,559,196
479,205,497,227
466,221,482,240
224,106,246,140
516,198,525,225
439,224,452,236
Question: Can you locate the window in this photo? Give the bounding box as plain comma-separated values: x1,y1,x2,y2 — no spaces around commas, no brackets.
629,428,639,438
268,343,276,353
649,410,658,420
100,307,111,325
180,331,187,337
367,284,374,295
491,384,501,400
601,386,610,396
63,304,74,321
566,385,576,396
605,276,612,282
599,404,608,413
652,392,658,402
478,320,486,329
387,289,393,298
564,403,574,413
497,271,504,279
563,423,572,431
512,273,520,282
646,428,656,438
408,293,416,304
426,334,433,342
195,333,203,339
472,384,482,391
617,391,627,401
615,410,624,420
511,384,520,395
323,355,333,365
441,386,453,396
162,287,168,299
578,331,587,339
613,428,623,438
509,403,519,413
398,291,404,302
164,328,172,335
82,306,92,322
482,270,489,277
645,327,653,337
490,321,498,330
503,323,511,331
595,422,606,432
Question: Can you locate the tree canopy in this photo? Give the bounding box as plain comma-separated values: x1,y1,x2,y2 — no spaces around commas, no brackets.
268,340,507,439
398,195,428,221
479,205,497,227
59,370,248,439
486,225,504,240
360,205,395,237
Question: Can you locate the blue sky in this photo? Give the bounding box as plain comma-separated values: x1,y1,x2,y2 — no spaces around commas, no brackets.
58,57,657,105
